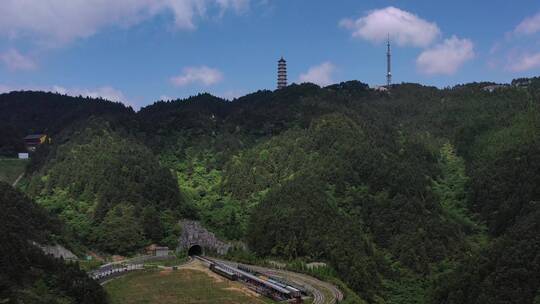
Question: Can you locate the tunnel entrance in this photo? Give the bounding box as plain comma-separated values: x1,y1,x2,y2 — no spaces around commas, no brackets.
188,245,202,256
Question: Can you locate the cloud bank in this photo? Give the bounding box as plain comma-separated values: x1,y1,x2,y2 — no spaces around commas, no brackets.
298,62,336,86
53,85,129,105
0,84,134,108
514,12,540,35
507,52,540,72
0,0,250,45
170,66,224,86
340,6,477,76
416,36,474,75
340,6,440,47
485,11,540,73
0,49,37,71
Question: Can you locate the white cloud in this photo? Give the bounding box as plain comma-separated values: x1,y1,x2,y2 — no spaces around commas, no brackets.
0,83,134,108
0,84,12,93
340,6,440,47
0,49,37,71
170,66,224,86
219,89,245,100
485,13,540,73
159,95,175,101
507,52,540,72
216,0,249,13
0,0,250,45
298,62,336,86
514,12,540,35
416,36,474,75
53,85,128,104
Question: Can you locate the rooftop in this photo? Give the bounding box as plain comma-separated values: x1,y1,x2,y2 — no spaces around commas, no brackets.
24,134,46,140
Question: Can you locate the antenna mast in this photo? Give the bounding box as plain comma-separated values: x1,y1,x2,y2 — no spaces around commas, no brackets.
386,34,392,87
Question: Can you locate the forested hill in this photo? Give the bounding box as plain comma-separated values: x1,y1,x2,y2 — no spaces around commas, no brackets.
1,77,540,303
26,117,195,255
0,91,133,156
0,182,107,303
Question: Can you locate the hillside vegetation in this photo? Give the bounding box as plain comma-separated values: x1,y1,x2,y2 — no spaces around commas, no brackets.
0,182,107,303
25,118,194,255
0,158,27,185
1,77,539,303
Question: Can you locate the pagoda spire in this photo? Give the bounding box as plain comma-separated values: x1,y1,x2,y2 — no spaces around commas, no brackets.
277,57,287,89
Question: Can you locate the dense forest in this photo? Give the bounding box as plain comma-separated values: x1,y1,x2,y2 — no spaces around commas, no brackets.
1,77,539,303
0,182,107,303
25,117,195,255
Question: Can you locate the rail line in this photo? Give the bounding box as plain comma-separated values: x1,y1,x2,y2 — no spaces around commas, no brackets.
200,256,343,304
89,254,342,303
196,256,302,302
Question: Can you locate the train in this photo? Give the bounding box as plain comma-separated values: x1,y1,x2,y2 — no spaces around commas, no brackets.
197,256,303,302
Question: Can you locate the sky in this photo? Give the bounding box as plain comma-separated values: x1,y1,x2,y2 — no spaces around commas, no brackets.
1,0,540,109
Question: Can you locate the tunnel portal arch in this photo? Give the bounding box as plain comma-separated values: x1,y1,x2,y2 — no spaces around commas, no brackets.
188,244,203,256
178,220,232,255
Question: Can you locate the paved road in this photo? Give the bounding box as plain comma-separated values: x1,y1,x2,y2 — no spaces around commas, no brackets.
12,172,24,187
211,258,343,304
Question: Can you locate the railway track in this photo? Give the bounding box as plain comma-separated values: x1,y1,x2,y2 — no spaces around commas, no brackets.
252,266,343,304
206,257,343,304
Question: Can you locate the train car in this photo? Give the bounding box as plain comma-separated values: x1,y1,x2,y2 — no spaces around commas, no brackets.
233,267,292,301
206,260,302,302
237,264,261,275
266,278,302,298
268,275,308,296
285,285,302,298
267,278,288,289
210,264,238,281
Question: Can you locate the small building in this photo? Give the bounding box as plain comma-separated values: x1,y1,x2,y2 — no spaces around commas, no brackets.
373,85,388,92
23,134,48,152
18,153,29,159
145,244,170,257
512,78,532,88
482,84,508,92
155,246,170,257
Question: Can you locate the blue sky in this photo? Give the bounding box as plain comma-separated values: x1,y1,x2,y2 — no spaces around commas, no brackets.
1,0,540,109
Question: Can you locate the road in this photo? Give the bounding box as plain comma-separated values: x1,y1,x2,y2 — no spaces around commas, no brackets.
12,172,24,187
92,255,343,303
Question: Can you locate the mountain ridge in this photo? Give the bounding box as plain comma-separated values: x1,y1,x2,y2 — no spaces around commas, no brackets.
1,77,539,303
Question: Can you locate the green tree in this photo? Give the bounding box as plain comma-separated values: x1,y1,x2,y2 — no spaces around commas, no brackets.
94,204,145,255
142,206,165,243
431,143,476,231
0,182,107,303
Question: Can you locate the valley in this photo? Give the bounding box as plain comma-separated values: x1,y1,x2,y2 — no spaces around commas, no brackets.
1,78,540,303
105,260,275,304
1,3,539,303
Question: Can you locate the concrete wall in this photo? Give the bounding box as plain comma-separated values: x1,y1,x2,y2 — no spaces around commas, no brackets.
177,220,232,255
39,244,78,260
